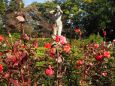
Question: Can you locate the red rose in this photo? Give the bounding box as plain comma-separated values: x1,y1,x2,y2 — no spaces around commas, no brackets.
55,35,60,42
95,55,103,61
45,65,54,77
63,44,71,53
75,28,80,33
0,64,3,72
0,35,4,42
103,51,110,58
49,48,56,57
44,43,51,49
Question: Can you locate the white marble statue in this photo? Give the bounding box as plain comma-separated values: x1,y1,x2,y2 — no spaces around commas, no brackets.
50,5,63,37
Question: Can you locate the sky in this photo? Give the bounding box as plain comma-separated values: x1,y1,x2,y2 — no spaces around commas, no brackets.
23,0,45,6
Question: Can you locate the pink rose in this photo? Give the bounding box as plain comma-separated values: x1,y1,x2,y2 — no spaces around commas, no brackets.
101,72,107,77
94,43,99,48
113,39,115,43
59,36,67,44
103,51,110,58
55,35,67,44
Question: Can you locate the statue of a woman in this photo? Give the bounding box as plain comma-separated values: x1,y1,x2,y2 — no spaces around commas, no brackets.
50,5,63,37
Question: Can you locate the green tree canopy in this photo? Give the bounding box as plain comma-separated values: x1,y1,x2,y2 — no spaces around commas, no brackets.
9,0,24,11
0,0,6,15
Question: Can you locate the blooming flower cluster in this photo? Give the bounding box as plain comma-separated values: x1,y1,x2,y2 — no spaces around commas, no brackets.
75,41,114,85
0,33,114,85
93,43,111,61
44,35,71,78
0,34,40,85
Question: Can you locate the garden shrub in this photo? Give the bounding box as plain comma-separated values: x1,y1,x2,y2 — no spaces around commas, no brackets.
0,33,114,86
83,34,103,44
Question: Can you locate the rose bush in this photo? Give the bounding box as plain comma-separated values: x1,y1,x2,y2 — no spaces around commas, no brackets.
75,41,115,86
0,33,114,86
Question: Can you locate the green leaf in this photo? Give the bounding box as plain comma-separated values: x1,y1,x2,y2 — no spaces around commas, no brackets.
35,61,45,67
37,47,46,56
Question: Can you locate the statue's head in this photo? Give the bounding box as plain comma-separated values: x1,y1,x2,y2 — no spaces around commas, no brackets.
56,5,61,10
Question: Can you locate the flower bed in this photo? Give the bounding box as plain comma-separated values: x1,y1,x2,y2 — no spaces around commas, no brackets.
0,33,115,86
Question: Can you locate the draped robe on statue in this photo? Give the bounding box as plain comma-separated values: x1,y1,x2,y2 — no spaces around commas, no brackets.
50,5,63,37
